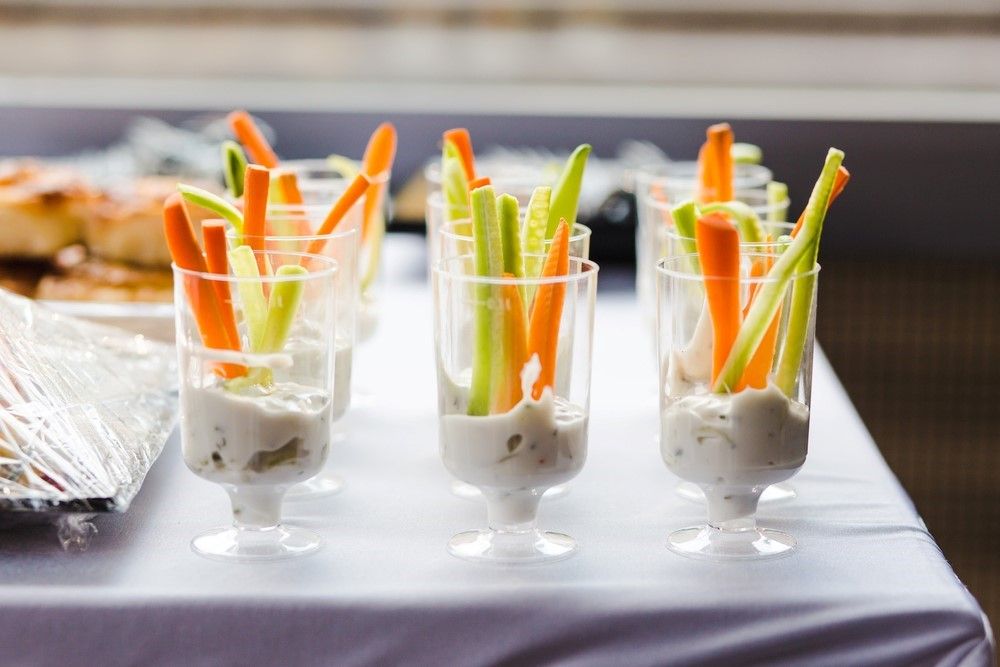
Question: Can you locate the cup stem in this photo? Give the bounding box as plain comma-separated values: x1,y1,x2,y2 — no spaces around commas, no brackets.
483,488,542,533
703,485,763,532
226,485,286,530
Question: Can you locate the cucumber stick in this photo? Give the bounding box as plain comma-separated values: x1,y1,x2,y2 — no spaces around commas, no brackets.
670,200,701,273
546,144,591,238
467,186,504,416
222,141,248,199
228,245,268,352
177,183,244,235
497,193,526,304
260,265,308,354
713,148,844,394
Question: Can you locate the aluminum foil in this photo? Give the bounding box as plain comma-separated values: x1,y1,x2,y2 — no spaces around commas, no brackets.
0,288,176,538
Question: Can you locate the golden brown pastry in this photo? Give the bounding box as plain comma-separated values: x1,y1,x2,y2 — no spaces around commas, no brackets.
36,245,173,303
0,160,94,259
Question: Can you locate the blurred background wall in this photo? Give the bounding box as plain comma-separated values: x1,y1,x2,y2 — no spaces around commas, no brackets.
0,0,997,623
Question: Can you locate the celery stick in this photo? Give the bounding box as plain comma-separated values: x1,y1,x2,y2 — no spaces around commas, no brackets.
497,193,526,304
325,154,361,179
670,200,701,273
222,141,247,199
546,144,591,238
467,186,503,416
359,216,383,295
260,265,308,354
700,201,766,244
774,251,817,396
767,181,788,226
521,186,551,280
713,148,844,394
228,245,268,352
177,183,244,235
731,143,763,165
442,142,470,223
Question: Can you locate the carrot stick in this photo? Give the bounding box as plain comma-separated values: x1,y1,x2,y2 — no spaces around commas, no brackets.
242,165,270,275
227,110,279,169
695,212,742,389
303,173,371,257
443,128,476,182
791,166,850,237
527,219,570,401
492,274,529,414
276,170,304,205
360,122,397,239
202,219,241,349
162,194,243,378
469,176,491,190
696,143,716,203
707,123,734,202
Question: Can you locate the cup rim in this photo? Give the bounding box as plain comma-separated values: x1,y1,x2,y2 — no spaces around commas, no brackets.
172,250,338,282
434,254,599,285
663,220,796,243
656,253,820,283
630,161,774,190
644,189,790,216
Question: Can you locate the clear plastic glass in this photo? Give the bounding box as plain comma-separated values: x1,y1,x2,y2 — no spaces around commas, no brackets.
626,161,773,199
433,255,598,563
656,253,818,560
174,251,338,562
424,159,554,200
637,188,790,343
238,205,360,501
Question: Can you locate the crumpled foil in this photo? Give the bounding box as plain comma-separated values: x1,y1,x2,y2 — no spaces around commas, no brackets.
0,289,176,546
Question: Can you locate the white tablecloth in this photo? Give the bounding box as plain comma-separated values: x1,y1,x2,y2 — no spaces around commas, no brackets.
1,237,993,666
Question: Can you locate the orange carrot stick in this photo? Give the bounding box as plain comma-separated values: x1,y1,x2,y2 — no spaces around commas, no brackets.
791,166,850,237
443,128,476,182
740,254,781,389
527,219,570,400
695,212,742,388
492,274,530,413
227,110,279,169
468,176,491,190
242,165,270,274
360,122,397,242
163,195,243,377
303,173,371,257
276,169,304,205
202,219,241,348
707,123,734,202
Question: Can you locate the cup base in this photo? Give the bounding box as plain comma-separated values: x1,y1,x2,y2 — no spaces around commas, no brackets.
447,528,576,564
675,481,797,505
191,524,323,562
667,525,795,561
450,480,569,502
284,472,345,502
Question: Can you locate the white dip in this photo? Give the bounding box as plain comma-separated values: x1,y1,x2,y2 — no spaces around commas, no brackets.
278,339,352,421
181,382,331,487
438,357,588,494
661,382,808,522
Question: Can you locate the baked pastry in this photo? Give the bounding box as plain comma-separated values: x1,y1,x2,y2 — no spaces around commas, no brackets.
84,176,215,268
0,160,94,259
36,245,173,303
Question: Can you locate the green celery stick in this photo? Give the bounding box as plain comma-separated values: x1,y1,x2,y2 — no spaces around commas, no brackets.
700,201,766,244
521,186,551,279
467,186,504,416
260,265,308,353
177,183,244,235
767,181,788,225
325,154,361,179
497,193,526,304
670,200,701,273
546,144,591,238
222,141,247,199
713,148,844,394
731,142,763,165
228,245,268,352
442,142,470,223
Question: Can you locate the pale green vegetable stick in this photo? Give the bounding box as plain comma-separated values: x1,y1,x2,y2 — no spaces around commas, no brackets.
670,200,701,273
700,201,766,244
497,193,526,303
521,186,551,280
259,265,308,354
731,142,763,165
467,186,504,416
177,183,244,234
222,141,247,199
228,245,268,352
712,148,844,394
325,154,361,179
767,181,789,227
442,142,470,223
546,144,591,238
